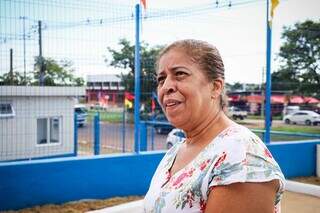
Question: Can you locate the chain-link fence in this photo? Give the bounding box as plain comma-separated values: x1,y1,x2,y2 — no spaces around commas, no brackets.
1,0,319,162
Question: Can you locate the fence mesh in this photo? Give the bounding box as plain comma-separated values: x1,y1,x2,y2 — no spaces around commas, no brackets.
1,0,319,162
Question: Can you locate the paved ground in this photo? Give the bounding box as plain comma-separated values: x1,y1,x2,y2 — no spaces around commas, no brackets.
89,191,320,213
282,191,320,213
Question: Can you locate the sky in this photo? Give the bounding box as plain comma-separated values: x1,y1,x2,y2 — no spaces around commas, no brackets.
141,0,320,84
0,0,319,84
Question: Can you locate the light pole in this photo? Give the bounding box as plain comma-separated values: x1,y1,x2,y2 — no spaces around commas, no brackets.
19,16,27,84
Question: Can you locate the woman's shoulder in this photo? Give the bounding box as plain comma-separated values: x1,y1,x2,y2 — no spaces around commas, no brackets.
214,124,259,145
211,124,268,157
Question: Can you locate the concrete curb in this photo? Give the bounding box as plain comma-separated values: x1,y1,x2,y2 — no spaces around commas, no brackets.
87,200,144,213
285,180,320,197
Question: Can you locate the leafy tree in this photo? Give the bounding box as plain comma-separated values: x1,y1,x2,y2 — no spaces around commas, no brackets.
0,57,84,86
105,38,164,100
0,71,31,85
226,82,244,91
33,57,84,86
272,20,320,97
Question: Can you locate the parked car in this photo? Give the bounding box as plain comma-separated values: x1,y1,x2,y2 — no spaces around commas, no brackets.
283,110,320,126
227,106,248,120
152,114,174,134
283,105,300,116
74,104,88,127
90,102,108,110
166,128,186,149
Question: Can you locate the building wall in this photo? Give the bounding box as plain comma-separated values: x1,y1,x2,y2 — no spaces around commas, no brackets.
86,89,124,106
0,96,74,161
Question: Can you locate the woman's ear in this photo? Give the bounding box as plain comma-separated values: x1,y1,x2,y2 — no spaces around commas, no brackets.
211,78,224,99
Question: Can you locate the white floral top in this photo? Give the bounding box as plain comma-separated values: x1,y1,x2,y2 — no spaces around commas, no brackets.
144,124,285,213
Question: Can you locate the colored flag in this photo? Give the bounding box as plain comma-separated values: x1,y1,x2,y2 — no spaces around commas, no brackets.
125,91,134,101
125,98,133,109
140,0,147,9
151,99,155,112
271,0,279,18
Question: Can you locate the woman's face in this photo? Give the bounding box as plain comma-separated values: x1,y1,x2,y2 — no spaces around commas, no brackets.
157,48,217,131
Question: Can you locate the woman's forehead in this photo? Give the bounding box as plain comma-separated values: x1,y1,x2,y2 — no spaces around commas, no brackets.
157,49,193,71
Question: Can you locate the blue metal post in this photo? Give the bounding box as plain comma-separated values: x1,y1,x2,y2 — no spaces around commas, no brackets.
151,92,158,150
122,107,126,153
134,3,141,153
151,114,155,150
265,0,272,143
140,122,147,151
74,113,78,156
94,112,100,155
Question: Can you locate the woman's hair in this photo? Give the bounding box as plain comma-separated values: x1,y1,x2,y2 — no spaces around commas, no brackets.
156,39,227,109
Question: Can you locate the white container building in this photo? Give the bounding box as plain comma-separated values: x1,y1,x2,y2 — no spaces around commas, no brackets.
0,86,85,161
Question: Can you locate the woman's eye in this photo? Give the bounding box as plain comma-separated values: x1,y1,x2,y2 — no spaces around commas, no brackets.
176,71,187,77
157,76,165,84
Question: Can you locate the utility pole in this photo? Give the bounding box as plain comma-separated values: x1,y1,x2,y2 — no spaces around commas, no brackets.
38,20,44,86
20,16,27,84
9,49,13,85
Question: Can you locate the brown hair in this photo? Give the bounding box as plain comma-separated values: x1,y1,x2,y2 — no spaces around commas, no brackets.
156,39,227,109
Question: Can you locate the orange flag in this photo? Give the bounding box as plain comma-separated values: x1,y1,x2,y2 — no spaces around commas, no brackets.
140,0,146,10
271,0,279,18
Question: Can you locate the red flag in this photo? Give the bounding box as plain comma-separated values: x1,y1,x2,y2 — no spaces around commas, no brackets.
151,99,155,112
140,0,146,9
125,92,134,101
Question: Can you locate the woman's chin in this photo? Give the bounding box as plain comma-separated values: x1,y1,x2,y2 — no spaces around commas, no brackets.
167,117,186,129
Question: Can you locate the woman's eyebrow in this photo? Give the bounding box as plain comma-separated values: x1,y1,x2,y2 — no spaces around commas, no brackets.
171,66,190,72
156,70,165,77
157,65,189,76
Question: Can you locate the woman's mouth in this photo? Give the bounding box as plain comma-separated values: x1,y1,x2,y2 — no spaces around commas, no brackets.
164,99,181,110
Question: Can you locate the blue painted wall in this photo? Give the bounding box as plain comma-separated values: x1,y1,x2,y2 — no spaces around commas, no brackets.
267,140,320,178
0,140,319,211
0,152,164,211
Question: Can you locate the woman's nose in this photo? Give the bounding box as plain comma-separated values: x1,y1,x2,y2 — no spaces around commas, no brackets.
162,77,176,94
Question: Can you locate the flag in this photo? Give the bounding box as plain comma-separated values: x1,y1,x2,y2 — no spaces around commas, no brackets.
124,91,134,109
270,0,279,18
125,91,134,101
140,0,146,10
151,99,155,112
125,98,133,109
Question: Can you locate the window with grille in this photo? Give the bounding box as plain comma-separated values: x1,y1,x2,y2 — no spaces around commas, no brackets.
0,103,15,118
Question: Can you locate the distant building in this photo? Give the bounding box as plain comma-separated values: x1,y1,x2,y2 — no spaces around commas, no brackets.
227,91,320,116
86,74,125,107
0,86,85,161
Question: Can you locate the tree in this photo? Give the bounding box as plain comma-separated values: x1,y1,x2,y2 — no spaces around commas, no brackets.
272,20,320,97
0,71,31,85
0,57,84,86
33,57,84,86
105,38,164,100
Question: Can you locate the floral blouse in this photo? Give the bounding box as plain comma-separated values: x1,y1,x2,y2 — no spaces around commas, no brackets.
144,124,285,213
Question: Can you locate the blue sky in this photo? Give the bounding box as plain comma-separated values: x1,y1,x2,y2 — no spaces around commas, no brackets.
0,0,319,83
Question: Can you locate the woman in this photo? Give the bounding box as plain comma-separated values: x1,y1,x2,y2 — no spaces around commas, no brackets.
144,39,285,213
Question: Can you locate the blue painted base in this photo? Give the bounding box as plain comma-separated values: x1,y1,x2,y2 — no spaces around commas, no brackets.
1,140,320,211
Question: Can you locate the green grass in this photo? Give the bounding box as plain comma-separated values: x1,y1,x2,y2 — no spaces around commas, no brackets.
252,125,320,141
271,126,320,134
87,111,124,123
254,132,315,142
247,115,282,120
251,126,320,134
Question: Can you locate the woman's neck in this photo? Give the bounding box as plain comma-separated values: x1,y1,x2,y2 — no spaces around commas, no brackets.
185,110,232,146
